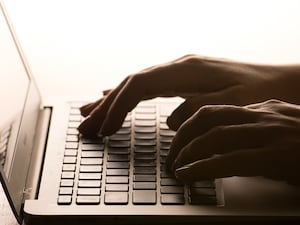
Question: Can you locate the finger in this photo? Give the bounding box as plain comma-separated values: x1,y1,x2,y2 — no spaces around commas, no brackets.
166,105,259,170
80,98,104,117
78,77,130,137
167,84,245,131
79,89,112,117
172,123,280,169
175,148,271,182
99,65,201,135
100,58,245,136
102,89,112,96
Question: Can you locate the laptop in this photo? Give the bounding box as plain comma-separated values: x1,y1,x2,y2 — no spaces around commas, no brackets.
1,1,300,224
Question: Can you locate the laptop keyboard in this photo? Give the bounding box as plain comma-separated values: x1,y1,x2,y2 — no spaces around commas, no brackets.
58,102,217,206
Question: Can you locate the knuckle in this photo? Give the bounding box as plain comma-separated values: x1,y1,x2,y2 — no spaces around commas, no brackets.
182,54,201,64
197,105,215,115
127,74,145,90
264,99,283,106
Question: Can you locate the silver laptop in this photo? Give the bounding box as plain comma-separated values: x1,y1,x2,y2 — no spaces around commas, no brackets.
1,1,300,224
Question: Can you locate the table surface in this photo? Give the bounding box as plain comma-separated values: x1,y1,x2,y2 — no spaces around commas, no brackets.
2,0,300,224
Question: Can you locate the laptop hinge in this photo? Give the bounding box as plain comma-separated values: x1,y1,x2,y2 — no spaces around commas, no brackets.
22,107,52,201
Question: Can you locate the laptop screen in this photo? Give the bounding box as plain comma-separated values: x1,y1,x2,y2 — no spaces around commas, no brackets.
0,2,41,222
0,4,29,184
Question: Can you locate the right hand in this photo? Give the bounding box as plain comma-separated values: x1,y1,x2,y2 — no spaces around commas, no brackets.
78,54,286,137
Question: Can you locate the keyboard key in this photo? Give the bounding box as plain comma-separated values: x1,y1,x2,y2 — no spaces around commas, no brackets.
121,121,131,128
77,188,101,196
135,114,156,120
134,153,156,160
134,160,156,167
134,140,156,146
134,133,156,140
159,122,169,130
80,158,103,165
62,164,76,171
82,144,104,151
135,127,156,133
161,186,184,194
81,137,104,144
61,172,75,179
189,188,216,196
107,154,130,162
65,142,78,149
108,140,130,148
80,165,102,173
189,195,217,205
78,180,101,188
58,195,72,205
161,194,185,205
68,122,80,128
133,182,156,190
134,175,156,182
107,148,130,155
59,187,73,195
104,192,128,205
160,130,176,137
63,156,77,164
106,169,129,176
134,146,156,153
115,128,131,135
133,190,156,205
106,176,129,184
69,108,80,115
160,143,171,150
109,134,130,141
161,178,183,186
81,151,103,158
67,128,79,135
64,150,77,156
69,115,82,122
135,107,156,114
105,184,129,192
160,136,173,143
135,120,156,127
66,135,79,142
134,167,156,175
79,173,102,180
76,196,100,205
160,171,175,178
107,162,130,169
60,179,74,187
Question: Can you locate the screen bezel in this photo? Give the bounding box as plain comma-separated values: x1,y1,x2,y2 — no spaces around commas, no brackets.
0,1,42,223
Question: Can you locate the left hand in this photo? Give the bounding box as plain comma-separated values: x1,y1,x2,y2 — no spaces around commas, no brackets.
167,99,300,185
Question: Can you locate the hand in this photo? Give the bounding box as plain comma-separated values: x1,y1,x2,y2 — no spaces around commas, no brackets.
78,55,289,137
169,100,300,185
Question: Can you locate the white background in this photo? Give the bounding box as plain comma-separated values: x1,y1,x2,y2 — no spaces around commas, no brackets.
4,0,300,98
